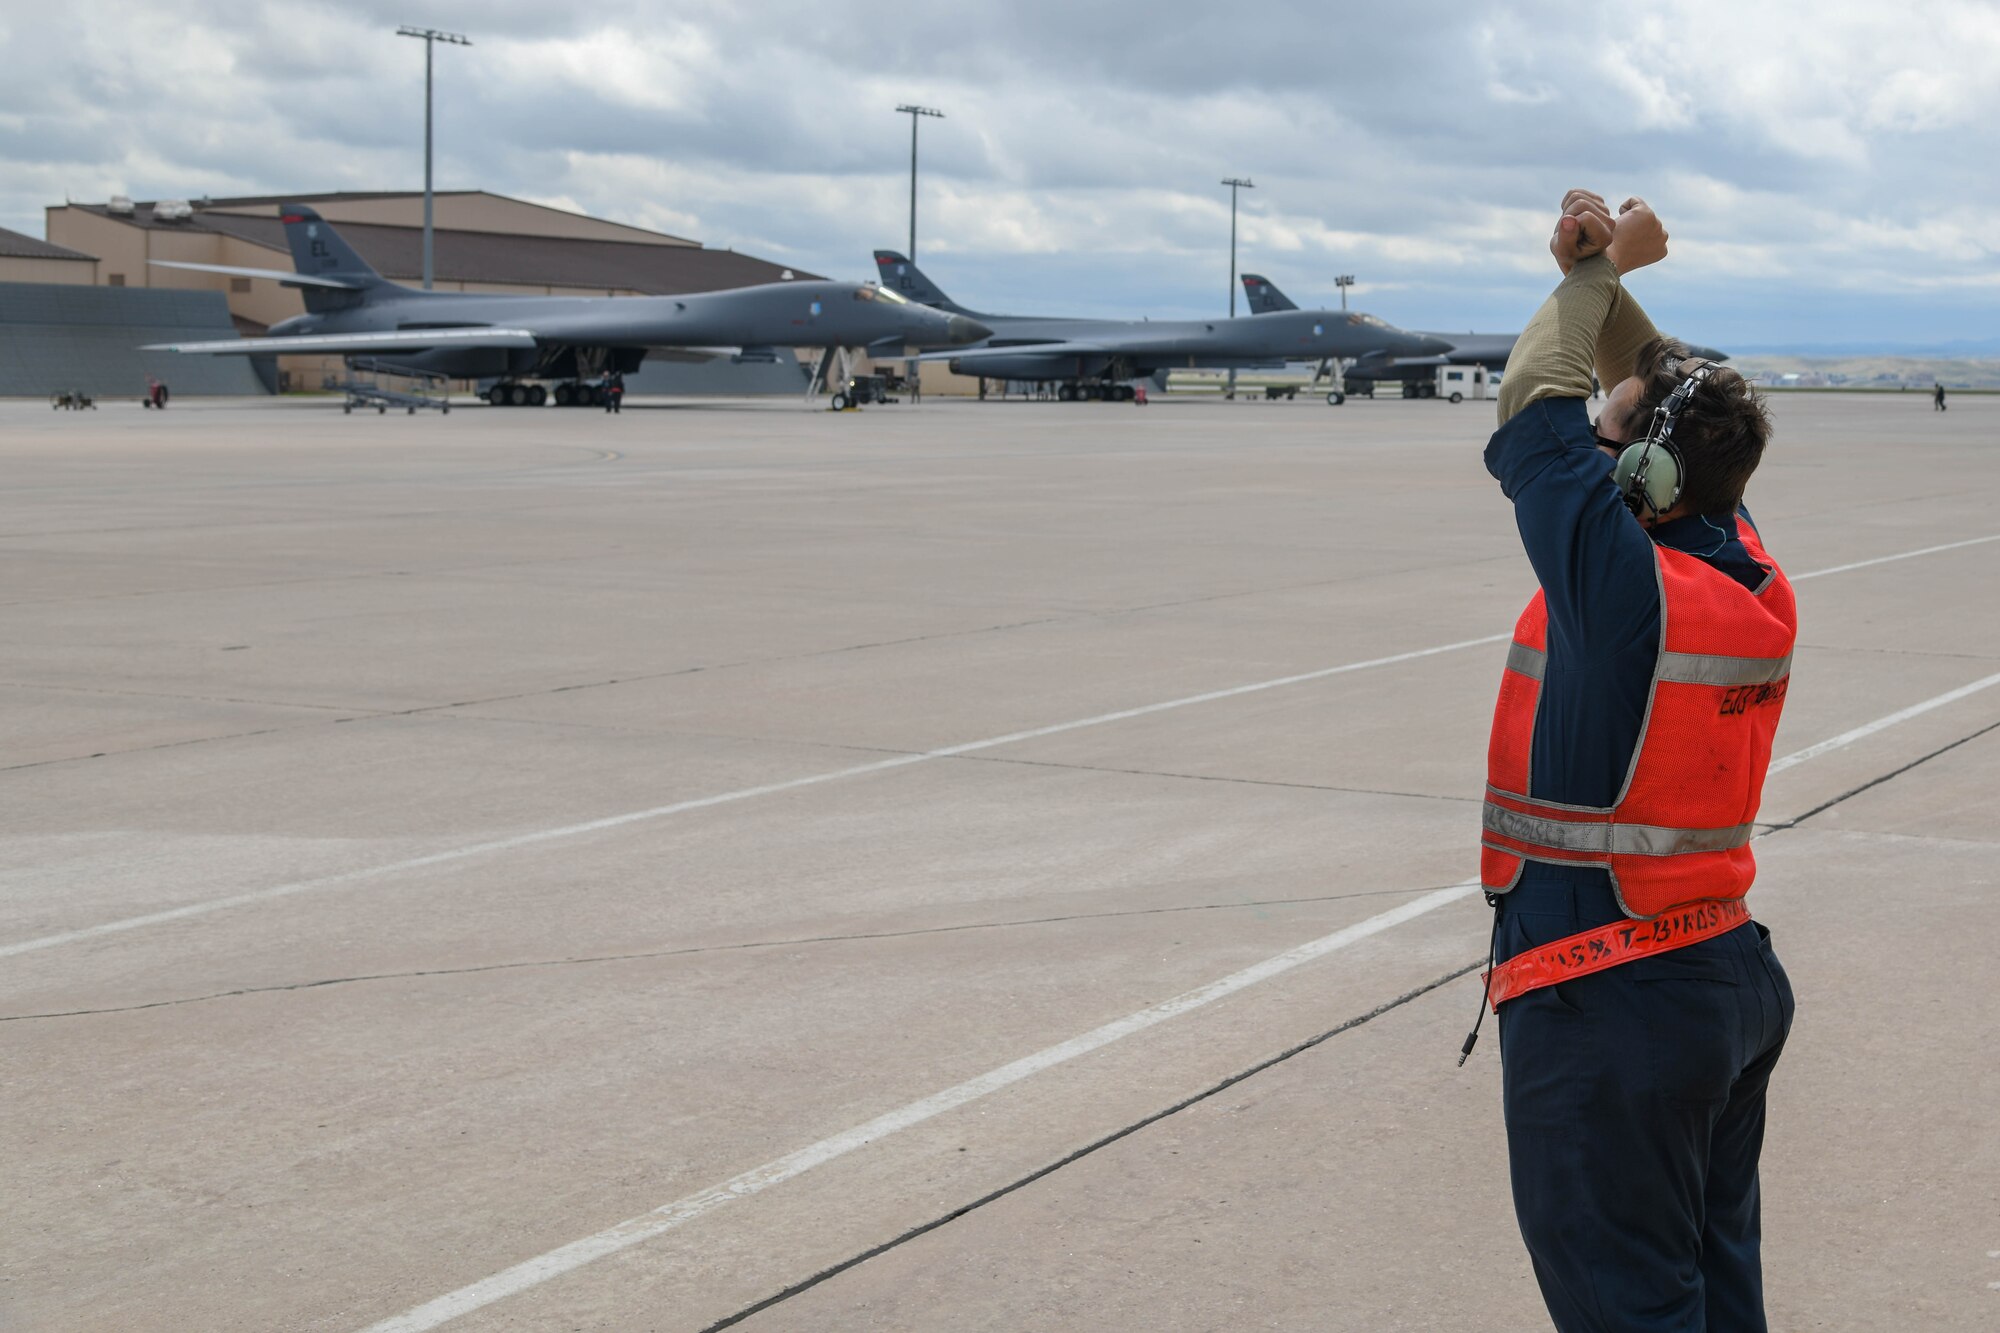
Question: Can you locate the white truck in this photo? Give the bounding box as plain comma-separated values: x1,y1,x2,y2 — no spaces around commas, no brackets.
1430,364,1492,403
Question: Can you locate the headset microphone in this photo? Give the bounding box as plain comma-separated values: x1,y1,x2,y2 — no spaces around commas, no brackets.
1613,359,1717,520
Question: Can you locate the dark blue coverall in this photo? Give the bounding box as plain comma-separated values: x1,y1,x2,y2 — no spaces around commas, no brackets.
1484,395,1797,1332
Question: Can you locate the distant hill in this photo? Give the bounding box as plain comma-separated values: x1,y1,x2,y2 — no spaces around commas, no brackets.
1726,354,2000,390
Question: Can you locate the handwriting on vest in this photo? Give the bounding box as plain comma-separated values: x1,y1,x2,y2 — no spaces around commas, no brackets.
1719,679,1787,716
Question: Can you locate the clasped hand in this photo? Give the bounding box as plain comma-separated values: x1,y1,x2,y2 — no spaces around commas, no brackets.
1551,190,1668,276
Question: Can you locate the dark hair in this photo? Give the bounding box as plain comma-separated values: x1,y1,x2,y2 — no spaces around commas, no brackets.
1625,337,1771,515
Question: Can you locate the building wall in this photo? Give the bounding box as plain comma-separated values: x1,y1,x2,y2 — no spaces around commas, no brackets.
47,210,149,287
0,282,268,398
0,255,97,285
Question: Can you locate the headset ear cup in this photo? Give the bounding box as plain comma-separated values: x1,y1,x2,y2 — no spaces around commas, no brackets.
1614,441,1684,516
1643,442,1683,514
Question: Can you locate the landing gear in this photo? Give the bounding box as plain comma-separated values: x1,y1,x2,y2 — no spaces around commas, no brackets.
1326,391,1346,406
483,381,553,406
1055,382,1135,402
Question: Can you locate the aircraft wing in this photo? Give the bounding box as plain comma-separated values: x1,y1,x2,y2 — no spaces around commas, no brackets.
913,341,1101,363
143,328,540,355
149,259,366,291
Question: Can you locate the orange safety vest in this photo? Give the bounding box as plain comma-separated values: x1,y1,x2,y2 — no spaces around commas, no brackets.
1481,524,1797,920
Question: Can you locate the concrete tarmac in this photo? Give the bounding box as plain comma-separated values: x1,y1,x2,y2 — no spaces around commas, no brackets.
1,392,1994,1331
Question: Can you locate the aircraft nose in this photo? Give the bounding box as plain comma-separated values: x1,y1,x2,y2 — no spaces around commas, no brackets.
946,314,991,345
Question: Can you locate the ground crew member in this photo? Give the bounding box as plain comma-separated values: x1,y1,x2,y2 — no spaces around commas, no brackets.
1472,190,1797,1331
1934,380,1947,411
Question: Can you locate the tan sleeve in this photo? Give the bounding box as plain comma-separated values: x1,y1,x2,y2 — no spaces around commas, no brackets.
1594,283,1662,392
1497,256,1620,425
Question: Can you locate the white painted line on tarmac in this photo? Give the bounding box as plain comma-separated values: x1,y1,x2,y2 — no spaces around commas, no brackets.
353,881,1483,1333
0,633,1507,961
8,529,1996,962
1767,669,2000,774
1787,532,2000,581
357,658,2000,1331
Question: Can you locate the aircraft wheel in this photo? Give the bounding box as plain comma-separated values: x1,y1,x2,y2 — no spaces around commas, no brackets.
408,406,417,415
829,392,850,411
1449,392,1463,404
483,386,501,405
1326,392,1345,406
1056,384,1076,402
529,384,547,407
442,404,450,414
377,405,387,414
553,384,572,407
505,383,528,406
343,403,353,414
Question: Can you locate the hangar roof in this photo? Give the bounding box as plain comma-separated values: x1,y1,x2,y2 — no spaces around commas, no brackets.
0,225,95,262
62,193,822,293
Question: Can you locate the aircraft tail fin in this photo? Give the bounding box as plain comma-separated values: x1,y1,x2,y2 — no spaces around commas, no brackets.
1240,274,1297,315
279,205,396,309
873,250,976,316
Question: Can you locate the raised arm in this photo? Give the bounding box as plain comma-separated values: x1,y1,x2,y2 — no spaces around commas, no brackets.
1485,194,1674,661
1594,281,1661,393
1498,193,1669,424
1496,255,1622,424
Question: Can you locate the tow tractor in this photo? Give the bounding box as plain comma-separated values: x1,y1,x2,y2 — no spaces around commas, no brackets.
829,370,914,411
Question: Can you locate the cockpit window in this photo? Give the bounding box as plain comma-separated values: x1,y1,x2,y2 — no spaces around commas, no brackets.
854,284,909,305
852,286,875,301
1356,313,1387,327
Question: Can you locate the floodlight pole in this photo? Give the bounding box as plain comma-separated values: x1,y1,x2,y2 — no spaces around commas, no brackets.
1221,178,1255,317
1335,273,1355,311
895,104,944,261
397,26,471,290
1221,178,1254,400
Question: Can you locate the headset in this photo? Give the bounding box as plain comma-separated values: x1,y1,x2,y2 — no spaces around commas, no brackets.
1611,358,1718,520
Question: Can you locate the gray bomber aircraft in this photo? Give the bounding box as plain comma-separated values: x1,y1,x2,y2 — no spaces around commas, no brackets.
1242,274,1516,398
146,206,988,405
873,250,1450,400
1241,274,1724,400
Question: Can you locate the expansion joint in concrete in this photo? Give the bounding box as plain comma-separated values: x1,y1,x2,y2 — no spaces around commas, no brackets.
692,960,1484,1333
1762,715,2000,835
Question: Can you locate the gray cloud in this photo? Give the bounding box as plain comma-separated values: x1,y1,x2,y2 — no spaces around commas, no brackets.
3,0,1995,346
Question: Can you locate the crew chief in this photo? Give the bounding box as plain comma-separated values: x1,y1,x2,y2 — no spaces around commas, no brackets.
1476,192,1798,1332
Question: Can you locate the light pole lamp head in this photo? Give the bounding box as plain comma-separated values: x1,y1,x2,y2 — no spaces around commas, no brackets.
1220,177,1255,191
896,104,945,119
397,26,471,43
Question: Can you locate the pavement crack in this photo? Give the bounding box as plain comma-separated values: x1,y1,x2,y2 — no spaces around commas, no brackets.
694,959,1484,1333
0,883,1448,1023
946,752,1480,803
0,720,370,773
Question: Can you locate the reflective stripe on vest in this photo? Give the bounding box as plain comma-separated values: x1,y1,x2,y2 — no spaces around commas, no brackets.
1482,802,1756,857
1481,524,1797,919
1503,644,1790,688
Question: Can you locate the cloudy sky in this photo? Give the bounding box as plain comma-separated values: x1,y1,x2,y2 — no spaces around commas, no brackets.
3,0,1995,350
